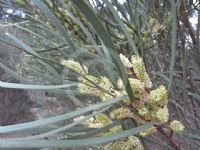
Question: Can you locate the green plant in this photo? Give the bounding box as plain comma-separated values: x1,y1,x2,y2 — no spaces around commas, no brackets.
0,0,199,150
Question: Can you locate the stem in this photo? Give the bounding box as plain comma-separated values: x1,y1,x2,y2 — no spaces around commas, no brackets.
155,125,180,150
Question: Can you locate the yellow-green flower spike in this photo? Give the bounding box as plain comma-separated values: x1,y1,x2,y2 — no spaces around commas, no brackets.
61,59,88,75
156,106,169,123
82,75,100,84
99,93,114,101
170,120,184,132
131,55,152,88
138,107,149,116
104,136,144,150
99,76,114,93
117,78,124,90
149,85,168,106
109,125,122,134
116,79,130,103
129,78,145,92
98,76,115,101
119,53,132,68
129,78,146,99
110,107,135,119
95,113,112,126
79,75,116,101
78,75,101,96
79,113,112,128
139,126,157,137
126,136,144,150
74,116,102,128
138,106,152,121
78,83,100,96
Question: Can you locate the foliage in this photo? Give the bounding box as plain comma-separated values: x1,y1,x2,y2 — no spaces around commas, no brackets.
0,0,199,150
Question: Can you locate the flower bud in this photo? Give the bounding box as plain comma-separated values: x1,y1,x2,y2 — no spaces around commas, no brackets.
139,126,156,137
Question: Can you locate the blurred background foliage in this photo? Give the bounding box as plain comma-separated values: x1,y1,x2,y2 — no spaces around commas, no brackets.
0,0,199,150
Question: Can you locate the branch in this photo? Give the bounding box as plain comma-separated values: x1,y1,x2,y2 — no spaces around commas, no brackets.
155,125,180,150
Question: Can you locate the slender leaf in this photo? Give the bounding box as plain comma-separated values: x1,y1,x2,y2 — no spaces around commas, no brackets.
32,0,77,52
0,81,76,90
10,107,110,140
0,121,156,148
71,0,134,100
187,133,200,141
6,33,41,58
0,62,33,84
0,95,127,133
11,127,95,135
168,0,177,93
102,0,139,55
69,120,122,139
188,92,200,102
6,33,61,80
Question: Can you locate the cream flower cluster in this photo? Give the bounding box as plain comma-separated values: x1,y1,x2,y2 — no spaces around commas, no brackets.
156,106,169,123
119,54,152,87
61,59,88,75
118,54,169,124
169,120,184,132
139,126,157,137
75,113,143,149
64,54,184,149
103,135,144,150
119,53,132,68
78,75,115,101
149,85,168,106
131,55,152,88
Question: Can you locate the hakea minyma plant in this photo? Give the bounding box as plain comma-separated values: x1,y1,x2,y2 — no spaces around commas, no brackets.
61,54,184,149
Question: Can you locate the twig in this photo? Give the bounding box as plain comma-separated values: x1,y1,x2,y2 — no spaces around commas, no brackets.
155,125,180,150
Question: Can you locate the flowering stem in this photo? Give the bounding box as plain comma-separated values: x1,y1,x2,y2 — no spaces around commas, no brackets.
155,125,180,150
